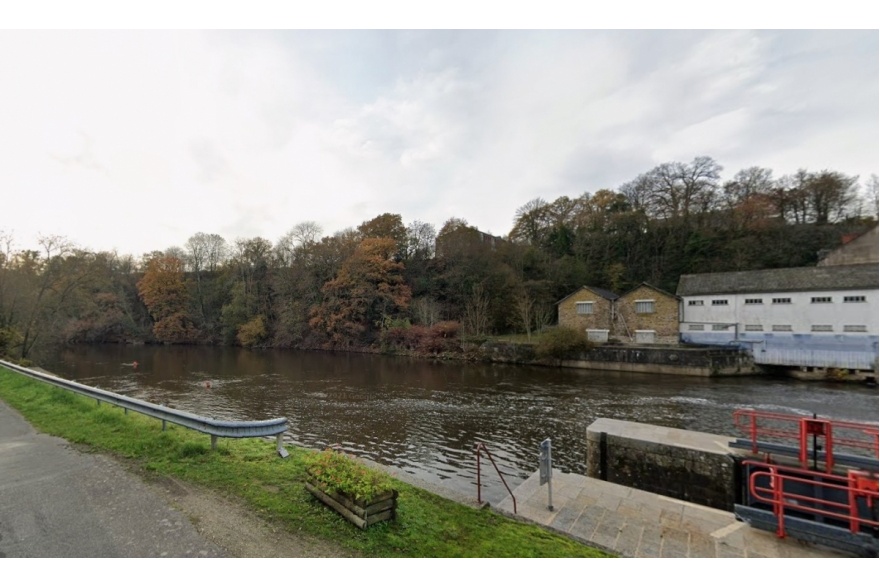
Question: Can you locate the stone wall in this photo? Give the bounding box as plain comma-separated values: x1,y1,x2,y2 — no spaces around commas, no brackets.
614,285,680,343
480,341,758,377
562,345,757,376
586,418,744,511
817,225,878,266
557,288,614,332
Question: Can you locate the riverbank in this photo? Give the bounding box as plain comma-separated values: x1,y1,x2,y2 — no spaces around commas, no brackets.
0,366,611,558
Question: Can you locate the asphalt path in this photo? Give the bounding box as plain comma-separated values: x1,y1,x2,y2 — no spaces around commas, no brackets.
0,399,227,558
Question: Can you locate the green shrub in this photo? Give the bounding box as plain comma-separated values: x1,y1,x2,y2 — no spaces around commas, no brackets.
534,327,590,360
303,449,394,502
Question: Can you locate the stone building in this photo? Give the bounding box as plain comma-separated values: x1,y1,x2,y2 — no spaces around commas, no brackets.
817,224,878,266
614,283,681,344
556,286,618,342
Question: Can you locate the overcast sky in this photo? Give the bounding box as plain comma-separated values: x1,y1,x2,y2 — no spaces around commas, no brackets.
1,16,877,257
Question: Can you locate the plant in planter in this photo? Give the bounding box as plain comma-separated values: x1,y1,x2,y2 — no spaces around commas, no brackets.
303,448,398,529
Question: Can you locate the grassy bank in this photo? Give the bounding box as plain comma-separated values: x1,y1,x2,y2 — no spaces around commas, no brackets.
0,367,611,558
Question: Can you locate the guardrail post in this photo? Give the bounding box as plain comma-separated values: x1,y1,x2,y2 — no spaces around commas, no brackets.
276,433,289,458
162,420,166,431
211,435,217,451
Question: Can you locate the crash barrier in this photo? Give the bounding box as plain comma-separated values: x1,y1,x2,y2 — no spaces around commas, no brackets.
0,359,289,457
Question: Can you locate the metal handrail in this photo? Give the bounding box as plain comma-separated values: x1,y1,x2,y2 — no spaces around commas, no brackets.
733,408,879,472
743,459,879,539
474,441,516,514
0,360,288,454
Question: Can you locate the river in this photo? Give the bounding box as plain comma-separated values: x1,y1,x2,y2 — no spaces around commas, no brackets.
39,344,879,503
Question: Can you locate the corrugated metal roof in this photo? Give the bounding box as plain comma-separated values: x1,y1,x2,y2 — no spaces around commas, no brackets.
676,263,878,296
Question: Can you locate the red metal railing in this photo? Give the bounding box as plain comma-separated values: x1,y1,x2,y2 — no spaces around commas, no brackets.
743,459,879,539
733,409,879,472
474,442,516,514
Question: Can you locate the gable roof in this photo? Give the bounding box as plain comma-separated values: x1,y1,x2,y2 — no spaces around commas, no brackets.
817,224,878,266
676,263,878,297
556,285,619,305
619,282,680,300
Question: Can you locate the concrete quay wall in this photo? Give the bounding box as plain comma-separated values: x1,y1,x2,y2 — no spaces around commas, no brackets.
586,418,745,511
481,342,758,377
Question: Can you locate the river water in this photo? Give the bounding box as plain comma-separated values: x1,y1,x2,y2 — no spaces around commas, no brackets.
40,344,879,503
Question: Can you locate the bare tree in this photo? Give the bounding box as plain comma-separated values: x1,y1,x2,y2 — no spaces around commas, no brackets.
722,167,775,208
514,286,535,341
290,221,323,248
619,156,722,221
463,283,490,337
405,220,436,260
866,174,879,220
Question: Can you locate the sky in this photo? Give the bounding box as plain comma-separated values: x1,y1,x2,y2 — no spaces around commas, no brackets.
1,4,878,258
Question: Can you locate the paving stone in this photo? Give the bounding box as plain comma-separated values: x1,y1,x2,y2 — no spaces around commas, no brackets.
637,524,663,557
687,531,718,558
659,527,691,558
614,522,644,557
506,469,844,559
549,503,582,533
570,504,605,541
716,542,746,558
590,510,627,548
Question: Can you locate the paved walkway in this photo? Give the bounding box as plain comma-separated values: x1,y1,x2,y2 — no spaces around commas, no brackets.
0,399,227,557
496,469,848,558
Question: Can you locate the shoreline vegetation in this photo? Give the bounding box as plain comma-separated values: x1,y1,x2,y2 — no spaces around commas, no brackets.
0,367,612,558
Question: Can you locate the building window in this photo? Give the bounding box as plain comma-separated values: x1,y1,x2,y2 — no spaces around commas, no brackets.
744,298,763,305
711,299,728,306
844,295,866,303
688,324,704,331
843,325,867,332
811,297,832,304
712,324,729,331
688,300,704,306
772,298,792,304
772,325,792,332
634,300,655,314
811,325,833,332
575,302,594,315
744,325,763,332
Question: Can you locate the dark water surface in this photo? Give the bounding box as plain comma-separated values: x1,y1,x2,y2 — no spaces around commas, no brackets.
40,345,879,503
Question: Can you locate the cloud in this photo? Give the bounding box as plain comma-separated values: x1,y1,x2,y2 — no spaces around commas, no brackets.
0,30,876,255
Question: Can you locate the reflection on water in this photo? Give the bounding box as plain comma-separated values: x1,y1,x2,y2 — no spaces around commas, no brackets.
41,344,879,503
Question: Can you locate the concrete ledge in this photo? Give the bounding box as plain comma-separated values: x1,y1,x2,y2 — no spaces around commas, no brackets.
586,418,744,511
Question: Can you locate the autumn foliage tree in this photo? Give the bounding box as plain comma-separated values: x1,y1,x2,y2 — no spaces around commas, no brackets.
137,255,198,343
309,237,411,347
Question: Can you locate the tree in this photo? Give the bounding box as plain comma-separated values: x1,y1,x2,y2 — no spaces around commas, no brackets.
309,237,411,347
276,222,323,266
619,156,723,222
220,237,274,344
866,174,879,220
137,255,198,343
358,213,407,258
774,170,859,225
184,232,227,328
405,220,436,261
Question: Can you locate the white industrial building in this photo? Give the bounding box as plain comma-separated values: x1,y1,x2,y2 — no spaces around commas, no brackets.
677,263,878,373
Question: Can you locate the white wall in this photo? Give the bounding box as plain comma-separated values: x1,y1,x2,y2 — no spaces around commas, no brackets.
680,288,878,335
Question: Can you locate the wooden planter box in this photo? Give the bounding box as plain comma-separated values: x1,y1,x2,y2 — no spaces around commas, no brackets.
305,480,398,529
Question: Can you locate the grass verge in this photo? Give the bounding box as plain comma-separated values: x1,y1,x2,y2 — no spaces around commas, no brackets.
0,367,611,558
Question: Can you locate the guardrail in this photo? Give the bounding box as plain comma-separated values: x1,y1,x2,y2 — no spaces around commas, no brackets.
0,359,289,457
